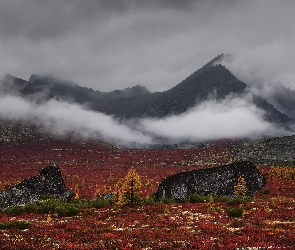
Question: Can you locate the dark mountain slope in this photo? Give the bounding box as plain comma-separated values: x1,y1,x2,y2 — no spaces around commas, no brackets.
109,62,247,118
0,54,292,126
251,95,291,124
264,83,295,120
94,54,291,125
28,74,151,108
0,74,39,96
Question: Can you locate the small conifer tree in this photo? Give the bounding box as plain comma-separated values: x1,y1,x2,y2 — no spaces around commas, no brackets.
207,193,215,212
114,167,142,208
234,176,247,197
114,179,126,207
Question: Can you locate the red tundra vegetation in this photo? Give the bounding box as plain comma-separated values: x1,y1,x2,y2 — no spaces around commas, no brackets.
0,137,295,249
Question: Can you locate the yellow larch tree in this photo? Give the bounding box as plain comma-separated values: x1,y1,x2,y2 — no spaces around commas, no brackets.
114,167,142,208
234,176,247,197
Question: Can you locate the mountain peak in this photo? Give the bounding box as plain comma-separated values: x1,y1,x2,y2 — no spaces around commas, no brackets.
1,55,293,127
203,53,225,68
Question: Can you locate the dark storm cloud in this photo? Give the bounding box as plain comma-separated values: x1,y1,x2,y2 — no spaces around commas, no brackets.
0,0,294,92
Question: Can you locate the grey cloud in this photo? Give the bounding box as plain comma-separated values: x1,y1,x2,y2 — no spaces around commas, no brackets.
0,88,291,146
138,96,277,142
0,94,152,145
0,0,294,93
0,0,196,40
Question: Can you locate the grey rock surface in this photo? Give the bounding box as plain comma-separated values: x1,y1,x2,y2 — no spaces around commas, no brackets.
0,165,74,210
154,161,266,202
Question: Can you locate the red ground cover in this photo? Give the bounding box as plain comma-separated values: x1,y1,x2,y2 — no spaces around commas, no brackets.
1,138,295,249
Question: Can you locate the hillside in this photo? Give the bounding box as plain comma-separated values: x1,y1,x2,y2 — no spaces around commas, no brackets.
0,131,295,249
232,135,295,166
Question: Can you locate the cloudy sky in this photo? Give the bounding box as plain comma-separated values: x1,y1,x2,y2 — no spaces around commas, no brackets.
0,0,294,92
0,0,294,145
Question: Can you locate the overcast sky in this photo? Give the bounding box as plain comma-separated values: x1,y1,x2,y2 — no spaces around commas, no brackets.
0,0,294,92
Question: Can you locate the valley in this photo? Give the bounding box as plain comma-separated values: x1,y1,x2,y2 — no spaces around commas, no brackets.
0,135,295,249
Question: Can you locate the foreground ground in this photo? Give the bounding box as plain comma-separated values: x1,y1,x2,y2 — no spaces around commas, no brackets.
0,138,295,249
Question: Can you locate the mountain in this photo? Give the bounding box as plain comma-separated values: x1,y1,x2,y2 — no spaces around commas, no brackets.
28,74,152,111
253,82,295,120
0,54,293,127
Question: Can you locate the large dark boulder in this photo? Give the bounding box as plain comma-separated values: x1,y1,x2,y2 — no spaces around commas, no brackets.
154,161,266,202
0,166,74,210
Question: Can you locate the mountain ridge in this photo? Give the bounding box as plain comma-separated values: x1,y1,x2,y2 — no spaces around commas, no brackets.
0,55,293,127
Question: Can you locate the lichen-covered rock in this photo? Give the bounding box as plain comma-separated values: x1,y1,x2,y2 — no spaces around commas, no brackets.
0,166,74,210
154,161,266,202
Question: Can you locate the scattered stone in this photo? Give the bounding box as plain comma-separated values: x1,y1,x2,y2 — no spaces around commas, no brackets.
154,161,266,202
0,166,74,210
99,192,114,200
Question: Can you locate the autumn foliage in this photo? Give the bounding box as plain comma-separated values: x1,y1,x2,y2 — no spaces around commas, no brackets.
0,179,21,193
114,167,142,208
1,138,295,249
234,176,247,197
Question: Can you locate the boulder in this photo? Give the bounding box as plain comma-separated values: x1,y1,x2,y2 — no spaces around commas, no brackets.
0,165,74,210
154,161,266,202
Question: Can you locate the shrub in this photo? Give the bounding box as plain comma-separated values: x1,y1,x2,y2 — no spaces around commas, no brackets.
22,203,38,214
12,220,32,229
71,198,92,209
213,195,229,203
186,193,208,203
4,205,25,216
227,196,251,206
2,197,113,217
225,207,244,218
36,198,62,214
161,197,174,204
0,220,31,230
4,198,64,215
187,194,230,203
91,198,112,208
262,189,270,194
138,197,155,205
55,203,80,217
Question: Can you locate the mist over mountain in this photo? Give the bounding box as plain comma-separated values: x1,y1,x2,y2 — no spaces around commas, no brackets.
0,54,294,146
250,81,295,120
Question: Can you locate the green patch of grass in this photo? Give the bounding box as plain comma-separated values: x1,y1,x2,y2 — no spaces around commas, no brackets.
186,194,230,203
4,205,26,216
227,196,252,206
137,197,155,205
0,220,31,230
225,207,244,218
213,195,229,203
161,197,175,204
36,198,63,214
55,203,80,217
186,193,208,203
3,197,113,217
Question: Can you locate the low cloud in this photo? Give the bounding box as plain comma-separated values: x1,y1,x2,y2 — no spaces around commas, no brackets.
138,96,275,142
0,84,294,146
0,94,152,145
1,91,287,146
